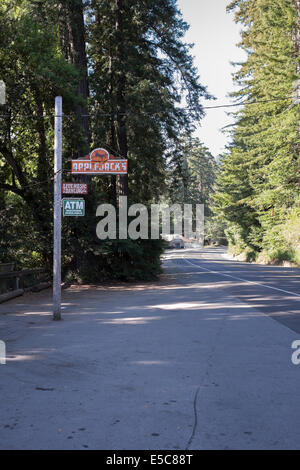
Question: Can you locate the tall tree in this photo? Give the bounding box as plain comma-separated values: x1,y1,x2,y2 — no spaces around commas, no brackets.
213,0,300,261
0,1,81,265
0,0,210,279
88,0,209,203
293,0,300,185
59,0,90,153
114,0,128,197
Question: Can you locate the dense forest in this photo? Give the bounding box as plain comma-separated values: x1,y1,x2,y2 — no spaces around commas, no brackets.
213,0,300,264
1,0,300,283
0,0,214,281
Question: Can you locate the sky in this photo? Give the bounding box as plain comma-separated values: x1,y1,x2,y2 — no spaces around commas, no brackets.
177,0,246,157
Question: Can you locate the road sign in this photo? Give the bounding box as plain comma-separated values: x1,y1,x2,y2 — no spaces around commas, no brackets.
71,148,128,175
62,182,87,194
63,198,85,216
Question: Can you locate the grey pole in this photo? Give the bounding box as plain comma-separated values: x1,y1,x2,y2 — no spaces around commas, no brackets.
53,96,62,320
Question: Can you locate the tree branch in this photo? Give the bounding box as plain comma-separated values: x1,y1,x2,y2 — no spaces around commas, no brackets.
0,182,24,196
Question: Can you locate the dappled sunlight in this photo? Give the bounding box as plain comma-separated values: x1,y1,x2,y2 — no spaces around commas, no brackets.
5,354,37,362
150,301,255,312
131,360,170,366
22,311,52,316
4,348,56,362
96,311,124,315
66,281,181,293
153,302,204,310
98,316,164,325
227,312,268,321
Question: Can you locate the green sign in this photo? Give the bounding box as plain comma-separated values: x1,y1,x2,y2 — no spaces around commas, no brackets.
63,198,85,216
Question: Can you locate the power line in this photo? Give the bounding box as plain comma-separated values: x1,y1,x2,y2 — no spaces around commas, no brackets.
0,94,295,214
202,96,293,109
0,96,294,120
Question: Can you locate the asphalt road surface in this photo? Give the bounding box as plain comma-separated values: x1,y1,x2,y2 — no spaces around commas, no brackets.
0,247,299,449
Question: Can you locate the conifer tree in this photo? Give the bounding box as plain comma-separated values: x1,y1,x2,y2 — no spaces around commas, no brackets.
0,0,211,278
213,0,300,262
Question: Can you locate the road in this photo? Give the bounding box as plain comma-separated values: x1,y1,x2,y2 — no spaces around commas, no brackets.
0,247,299,450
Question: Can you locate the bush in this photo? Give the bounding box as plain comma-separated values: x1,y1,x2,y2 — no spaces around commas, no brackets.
205,216,227,245
223,208,300,266
225,223,248,256
63,237,167,284
258,208,300,265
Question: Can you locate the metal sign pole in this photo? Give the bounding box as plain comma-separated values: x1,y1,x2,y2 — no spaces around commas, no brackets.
53,96,62,320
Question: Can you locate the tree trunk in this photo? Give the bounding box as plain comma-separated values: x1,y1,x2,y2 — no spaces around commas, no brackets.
114,0,128,197
59,0,90,154
109,44,117,206
33,88,50,184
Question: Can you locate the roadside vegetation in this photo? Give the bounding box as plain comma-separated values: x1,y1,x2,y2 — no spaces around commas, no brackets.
2,0,299,280
213,0,300,266
0,0,213,281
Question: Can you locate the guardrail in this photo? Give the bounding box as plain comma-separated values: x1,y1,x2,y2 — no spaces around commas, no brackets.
0,269,51,303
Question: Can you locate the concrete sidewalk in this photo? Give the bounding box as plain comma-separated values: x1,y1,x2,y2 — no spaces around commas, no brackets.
0,256,299,449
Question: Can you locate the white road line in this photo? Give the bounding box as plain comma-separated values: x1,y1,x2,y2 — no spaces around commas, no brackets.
182,257,300,298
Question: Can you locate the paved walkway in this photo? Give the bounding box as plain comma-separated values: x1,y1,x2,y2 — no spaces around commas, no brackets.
0,248,299,449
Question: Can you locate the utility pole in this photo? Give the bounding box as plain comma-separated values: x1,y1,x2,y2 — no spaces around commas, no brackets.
53,96,62,320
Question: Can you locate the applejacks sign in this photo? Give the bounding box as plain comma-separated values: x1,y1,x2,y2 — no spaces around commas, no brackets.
71,148,128,175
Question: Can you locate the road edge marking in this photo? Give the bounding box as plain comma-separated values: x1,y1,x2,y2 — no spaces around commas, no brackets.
182,257,300,298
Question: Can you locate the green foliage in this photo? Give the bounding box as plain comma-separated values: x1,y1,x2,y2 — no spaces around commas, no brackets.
88,0,210,204
75,238,166,283
257,207,300,264
0,0,208,281
205,216,227,245
213,0,300,264
167,136,217,205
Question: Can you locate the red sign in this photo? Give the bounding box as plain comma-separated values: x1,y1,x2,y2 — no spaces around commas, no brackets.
62,183,87,194
90,148,109,162
71,148,128,175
